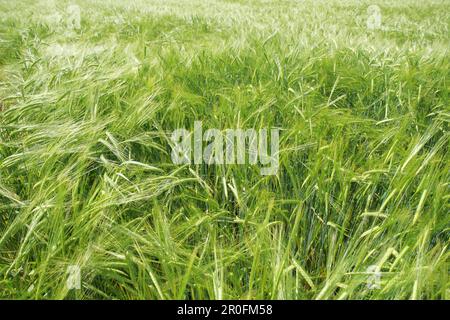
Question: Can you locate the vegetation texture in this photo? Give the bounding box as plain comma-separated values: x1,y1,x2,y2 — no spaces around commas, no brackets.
0,0,449,299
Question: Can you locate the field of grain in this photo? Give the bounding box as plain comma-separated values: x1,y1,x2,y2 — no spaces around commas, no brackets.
0,0,449,299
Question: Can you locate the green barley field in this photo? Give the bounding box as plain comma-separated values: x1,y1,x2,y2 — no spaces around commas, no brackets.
0,0,449,300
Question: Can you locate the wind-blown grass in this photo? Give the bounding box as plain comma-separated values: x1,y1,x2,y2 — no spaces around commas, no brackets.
0,0,448,299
